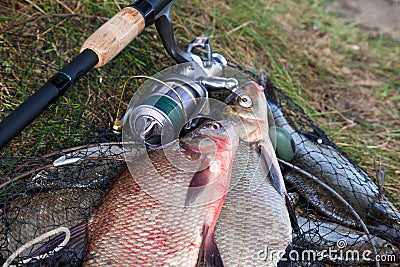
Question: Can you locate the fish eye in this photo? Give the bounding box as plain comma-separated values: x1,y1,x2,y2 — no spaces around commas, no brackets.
207,122,222,130
237,95,253,108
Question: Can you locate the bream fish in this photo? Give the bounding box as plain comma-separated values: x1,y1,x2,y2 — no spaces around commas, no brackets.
214,81,293,266
0,188,102,260
294,216,399,264
284,170,358,228
0,145,127,262
81,120,238,266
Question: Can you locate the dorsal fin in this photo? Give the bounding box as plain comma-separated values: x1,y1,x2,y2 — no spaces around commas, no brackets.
374,157,386,200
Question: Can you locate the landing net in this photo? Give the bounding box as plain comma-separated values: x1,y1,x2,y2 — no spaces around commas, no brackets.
1,15,399,266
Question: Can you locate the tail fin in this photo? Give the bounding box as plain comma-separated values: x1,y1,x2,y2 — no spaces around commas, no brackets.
27,221,87,266
197,224,224,267
258,71,279,105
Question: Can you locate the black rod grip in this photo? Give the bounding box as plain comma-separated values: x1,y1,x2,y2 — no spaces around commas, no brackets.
0,49,98,148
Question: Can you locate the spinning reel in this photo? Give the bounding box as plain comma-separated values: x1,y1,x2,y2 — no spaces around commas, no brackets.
120,38,241,146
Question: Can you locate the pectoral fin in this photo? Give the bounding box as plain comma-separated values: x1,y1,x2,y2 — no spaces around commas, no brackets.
285,193,300,233
258,144,300,232
185,167,211,207
258,144,285,197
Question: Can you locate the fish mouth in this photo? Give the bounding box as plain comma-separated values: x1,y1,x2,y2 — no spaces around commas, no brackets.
181,133,236,154
180,121,238,154
224,93,265,143
180,137,219,154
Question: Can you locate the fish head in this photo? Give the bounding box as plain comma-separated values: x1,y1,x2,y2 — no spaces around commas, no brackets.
180,120,239,155
225,81,270,143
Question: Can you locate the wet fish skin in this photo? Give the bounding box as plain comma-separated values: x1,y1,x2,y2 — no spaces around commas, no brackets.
83,120,238,266
284,171,358,227
215,143,292,266
294,216,400,264
266,95,400,246
214,81,292,266
28,144,128,191
286,192,400,265
0,145,129,262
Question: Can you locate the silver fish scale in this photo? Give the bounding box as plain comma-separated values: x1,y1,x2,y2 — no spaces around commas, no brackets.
294,216,400,262
269,101,400,225
84,170,205,266
84,139,234,267
285,173,358,227
215,142,292,267
268,99,400,249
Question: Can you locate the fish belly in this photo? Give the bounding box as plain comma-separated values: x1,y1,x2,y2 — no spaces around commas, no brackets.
84,145,221,267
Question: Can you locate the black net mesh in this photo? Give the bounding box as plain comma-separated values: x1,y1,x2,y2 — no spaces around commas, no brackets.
1,15,399,267
0,15,167,266
261,77,400,266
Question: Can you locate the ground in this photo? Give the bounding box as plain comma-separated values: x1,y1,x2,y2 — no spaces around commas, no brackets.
331,0,400,38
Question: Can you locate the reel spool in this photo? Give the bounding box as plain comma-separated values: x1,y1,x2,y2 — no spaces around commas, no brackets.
128,74,208,146
122,62,250,148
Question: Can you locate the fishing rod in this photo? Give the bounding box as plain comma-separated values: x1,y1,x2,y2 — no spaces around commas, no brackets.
0,0,196,148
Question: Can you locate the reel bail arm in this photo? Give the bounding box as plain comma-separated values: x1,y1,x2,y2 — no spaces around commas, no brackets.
155,10,227,74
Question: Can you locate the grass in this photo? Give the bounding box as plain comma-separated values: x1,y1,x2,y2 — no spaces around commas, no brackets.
0,0,399,201
175,0,400,200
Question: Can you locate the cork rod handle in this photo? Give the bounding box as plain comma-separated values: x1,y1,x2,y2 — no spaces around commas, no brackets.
81,7,145,68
